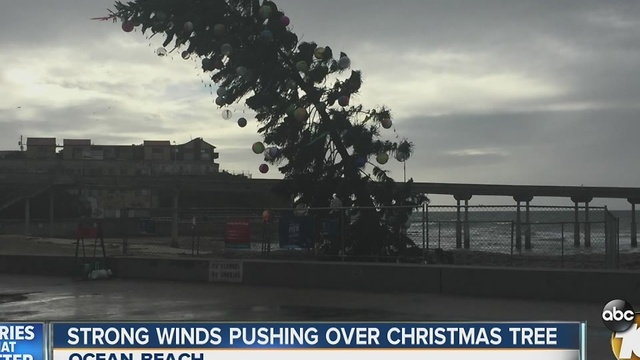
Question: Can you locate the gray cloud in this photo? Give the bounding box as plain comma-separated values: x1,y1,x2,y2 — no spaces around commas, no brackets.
0,0,639,207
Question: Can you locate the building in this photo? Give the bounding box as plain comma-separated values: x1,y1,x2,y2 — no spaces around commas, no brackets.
0,137,220,176
0,136,232,218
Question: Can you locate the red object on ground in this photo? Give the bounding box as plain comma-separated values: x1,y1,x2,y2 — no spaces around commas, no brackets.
224,218,251,248
77,226,98,238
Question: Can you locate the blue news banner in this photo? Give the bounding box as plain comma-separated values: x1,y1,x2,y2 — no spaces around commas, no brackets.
0,323,46,360
2,322,586,360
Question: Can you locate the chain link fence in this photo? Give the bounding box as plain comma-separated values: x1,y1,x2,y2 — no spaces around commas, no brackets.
0,204,633,269
425,205,614,268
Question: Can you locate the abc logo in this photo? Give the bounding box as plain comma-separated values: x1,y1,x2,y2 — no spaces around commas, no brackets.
603,299,636,332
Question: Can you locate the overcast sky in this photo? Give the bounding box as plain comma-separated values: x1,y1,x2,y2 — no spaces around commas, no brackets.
1,0,639,207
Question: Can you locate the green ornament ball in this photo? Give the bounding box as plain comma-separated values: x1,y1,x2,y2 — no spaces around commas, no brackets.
214,24,225,37
376,153,389,165
252,142,265,154
259,5,272,19
286,104,297,116
296,61,308,72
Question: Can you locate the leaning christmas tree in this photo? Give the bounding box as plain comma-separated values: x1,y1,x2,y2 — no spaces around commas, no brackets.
100,0,428,258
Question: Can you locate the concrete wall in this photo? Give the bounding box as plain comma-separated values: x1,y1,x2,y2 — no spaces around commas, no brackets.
0,255,635,303
242,261,441,293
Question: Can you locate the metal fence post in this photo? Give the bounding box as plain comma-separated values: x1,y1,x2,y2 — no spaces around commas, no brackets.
510,221,514,266
341,209,345,261
617,217,621,268
456,200,462,248
515,202,522,251
561,222,564,268
121,207,128,255
422,203,427,263
464,200,470,249
438,221,441,248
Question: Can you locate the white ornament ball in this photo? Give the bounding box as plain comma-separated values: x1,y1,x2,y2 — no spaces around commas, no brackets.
338,56,351,69
395,151,408,162
221,43,233,56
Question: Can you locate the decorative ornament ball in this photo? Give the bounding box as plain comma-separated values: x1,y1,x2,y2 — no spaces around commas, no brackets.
338,96,349,107
338,56,351,69
252,142,265,154
381,117,393,129
280,16,290,26
354,156,366,168
213,24,225,37
296,61,308,72
260,30,273,43
286,104,297,116
215,96,226,106
184,21,194,32
216,87,227,97
221,109,233,119
213,59,224,69
181,51,190,60
316,102,326,112
376,152,389,165
294,108,308,122
269,147,280,157
237,117,247,127
156,47,167,57
221,43,233,56
395,151,408,162
286,79,297,89
259,163,269,174
122,21,134,32
264,151,274,161
154,11,167,21
236,66,248,76
314,47,325,59
259,5,272,19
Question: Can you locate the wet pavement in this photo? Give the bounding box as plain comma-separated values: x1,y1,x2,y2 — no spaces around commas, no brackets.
0,274,612,358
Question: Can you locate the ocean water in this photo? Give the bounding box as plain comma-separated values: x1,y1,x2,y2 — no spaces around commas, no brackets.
405,209,639,256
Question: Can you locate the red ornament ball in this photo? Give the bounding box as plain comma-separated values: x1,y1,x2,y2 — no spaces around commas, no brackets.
122,21,134,32
338,96,350,107
280,16,290,26
259,164,269,174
